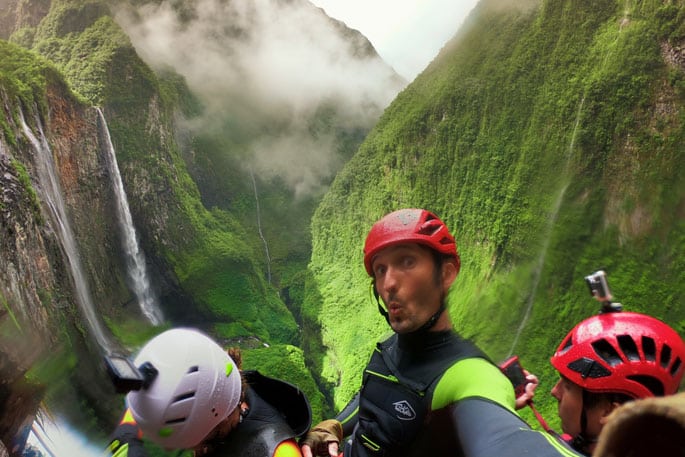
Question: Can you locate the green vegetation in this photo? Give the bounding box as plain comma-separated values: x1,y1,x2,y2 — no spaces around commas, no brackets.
0,39,71,117
10,159,43,223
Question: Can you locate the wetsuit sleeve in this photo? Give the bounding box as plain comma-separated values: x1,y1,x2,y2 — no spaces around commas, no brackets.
335,391,360,438
452,397,582,457
434,358,581,456
432,357,516,411
106,409,146,457
274,438,304,457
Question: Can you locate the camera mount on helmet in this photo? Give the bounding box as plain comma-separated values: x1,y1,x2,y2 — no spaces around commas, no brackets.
584,270,622,313
104,354,158,394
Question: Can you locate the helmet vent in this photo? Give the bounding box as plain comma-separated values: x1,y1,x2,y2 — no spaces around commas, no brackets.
626,375,664,397
187,366,199,373
592,339,623,366
560,335,573,353
173,392,195,403
660,345,672,369
617,335,640,362
568,357,611,378
642,336,657,361
418,219,442,236
165,417,187,425
670,357,682,377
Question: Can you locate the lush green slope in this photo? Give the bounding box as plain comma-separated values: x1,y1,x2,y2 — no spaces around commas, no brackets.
307,0,685,428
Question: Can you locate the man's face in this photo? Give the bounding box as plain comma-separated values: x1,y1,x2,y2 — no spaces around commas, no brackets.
551,376,584,437
550,375,608,440
370,244,450,334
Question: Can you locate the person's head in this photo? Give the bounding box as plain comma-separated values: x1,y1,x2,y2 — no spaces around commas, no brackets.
126,328,242,450
363,208,460,334
549,312,685,452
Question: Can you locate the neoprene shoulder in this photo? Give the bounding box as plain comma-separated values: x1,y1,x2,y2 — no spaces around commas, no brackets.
432,357,516,411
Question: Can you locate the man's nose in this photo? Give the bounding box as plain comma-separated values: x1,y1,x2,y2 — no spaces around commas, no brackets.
380,267,399,293
550,380,562,400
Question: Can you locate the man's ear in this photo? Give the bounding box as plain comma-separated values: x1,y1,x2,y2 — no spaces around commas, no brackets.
599,402,622,425
441,259,458,288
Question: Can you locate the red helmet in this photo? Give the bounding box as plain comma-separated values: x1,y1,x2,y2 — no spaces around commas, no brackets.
363,209,460,276
550,312,685,399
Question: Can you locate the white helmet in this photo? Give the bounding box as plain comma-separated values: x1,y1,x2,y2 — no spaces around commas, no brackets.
126,328,242,449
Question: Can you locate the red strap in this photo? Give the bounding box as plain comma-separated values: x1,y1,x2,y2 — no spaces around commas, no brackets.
527,400,553,433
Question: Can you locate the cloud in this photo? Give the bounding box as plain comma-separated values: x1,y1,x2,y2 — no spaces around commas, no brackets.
115,0,404,196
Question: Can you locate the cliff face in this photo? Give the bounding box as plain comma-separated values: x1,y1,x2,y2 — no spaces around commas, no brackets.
0,54,127,445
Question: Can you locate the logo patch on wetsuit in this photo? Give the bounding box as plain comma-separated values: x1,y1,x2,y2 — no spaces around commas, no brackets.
393,400,417,420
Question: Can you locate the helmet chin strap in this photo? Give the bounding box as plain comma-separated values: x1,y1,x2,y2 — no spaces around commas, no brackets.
416,303,445,332
371,281,390,324
371,281,445,332
571,391,598,453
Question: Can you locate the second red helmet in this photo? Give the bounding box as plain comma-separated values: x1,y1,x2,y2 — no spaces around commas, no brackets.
550,311,685,399
363,209,460,276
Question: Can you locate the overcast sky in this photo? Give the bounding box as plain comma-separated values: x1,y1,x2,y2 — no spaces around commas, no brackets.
309,0,480,80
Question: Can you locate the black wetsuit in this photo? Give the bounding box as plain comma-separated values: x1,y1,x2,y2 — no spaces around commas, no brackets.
335,329,582,457
107,371,310,457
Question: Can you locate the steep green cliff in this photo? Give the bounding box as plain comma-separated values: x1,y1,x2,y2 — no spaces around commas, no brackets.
307,0,685,426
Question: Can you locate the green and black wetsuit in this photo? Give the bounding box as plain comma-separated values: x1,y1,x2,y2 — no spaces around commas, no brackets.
335,329,580,457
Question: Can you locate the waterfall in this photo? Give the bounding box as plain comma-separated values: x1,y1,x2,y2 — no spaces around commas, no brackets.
26,410,103,457
96,108,163,325
507,184,570,356
507,5,634,356
250,168,272,284
19,109,113,352
507,94,586,356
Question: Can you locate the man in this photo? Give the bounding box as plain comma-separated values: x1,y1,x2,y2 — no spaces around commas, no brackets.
301,208,580,457
106,328,311,457
546,310,685,455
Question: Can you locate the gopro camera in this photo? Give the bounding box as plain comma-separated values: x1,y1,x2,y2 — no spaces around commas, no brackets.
585,270,622,312
500,356,527,398
585,270,611,302
104,355,157,394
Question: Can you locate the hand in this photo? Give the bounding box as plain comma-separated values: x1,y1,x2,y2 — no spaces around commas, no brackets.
300,419,343,457
515,370,539,410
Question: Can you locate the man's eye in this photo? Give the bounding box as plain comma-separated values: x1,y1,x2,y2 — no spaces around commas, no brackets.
401,256,416,267
374,265,387,276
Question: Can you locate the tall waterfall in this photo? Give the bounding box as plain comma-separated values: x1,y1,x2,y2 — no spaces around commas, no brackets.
96,108,163,325
19,109,113,352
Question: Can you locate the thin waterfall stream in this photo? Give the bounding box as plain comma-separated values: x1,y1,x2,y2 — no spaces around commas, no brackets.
507,96,585,357
507,7,631,356
96,108,163,325
19,108,113,352
250,168,272,284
